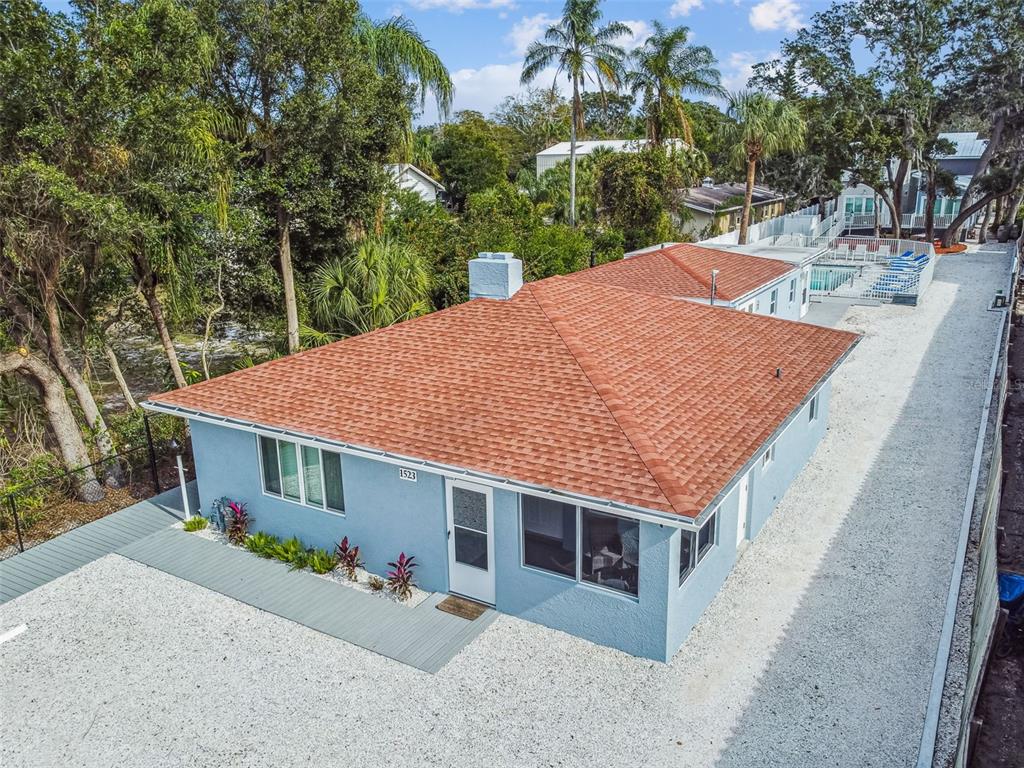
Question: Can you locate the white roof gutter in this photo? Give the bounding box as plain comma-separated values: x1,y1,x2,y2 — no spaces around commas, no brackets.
142,401,697,530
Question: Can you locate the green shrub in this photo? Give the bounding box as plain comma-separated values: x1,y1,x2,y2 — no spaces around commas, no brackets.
368,575,386,592
245,531,279,558
308,549,336,574
272,536,309,570
183,517,208,532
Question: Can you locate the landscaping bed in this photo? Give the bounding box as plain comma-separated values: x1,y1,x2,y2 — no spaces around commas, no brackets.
175,509,429,608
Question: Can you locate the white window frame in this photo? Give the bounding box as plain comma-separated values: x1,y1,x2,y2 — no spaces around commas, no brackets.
519,495,640,601
789,278,796,303
762,441,776,468
257,435,345,516
679,509,718,586
809,394,819,422
769,288,778,315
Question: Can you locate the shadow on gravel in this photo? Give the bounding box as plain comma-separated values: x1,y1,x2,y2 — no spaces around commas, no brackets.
710,248,1011,768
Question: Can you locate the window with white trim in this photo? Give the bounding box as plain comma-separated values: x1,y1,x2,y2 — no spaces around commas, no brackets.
769,288,778,315
762,441,776,468
789,278,796,303
809,394,819,422
259,435,344,513
520,499,639,597
679,511,717,585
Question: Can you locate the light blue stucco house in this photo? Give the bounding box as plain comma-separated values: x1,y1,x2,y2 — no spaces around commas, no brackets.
146,253,858,661
616,242,809,320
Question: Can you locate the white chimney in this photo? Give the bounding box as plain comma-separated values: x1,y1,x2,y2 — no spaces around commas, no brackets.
468,252,523,300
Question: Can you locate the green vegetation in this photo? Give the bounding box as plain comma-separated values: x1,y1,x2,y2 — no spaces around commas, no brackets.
1,0,1021,508
183,517,209,532
520,0,630,227
308,548,337,575
245,531,280,558
720,92,805,244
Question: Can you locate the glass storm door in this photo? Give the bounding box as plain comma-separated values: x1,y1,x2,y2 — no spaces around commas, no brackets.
446,479,495,604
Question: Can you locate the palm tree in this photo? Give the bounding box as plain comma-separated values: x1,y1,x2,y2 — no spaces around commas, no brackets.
357,14,453,113
520,0,629,227
720,91,805,244
356,14,453,155
312,237,432,338
625,22,724,146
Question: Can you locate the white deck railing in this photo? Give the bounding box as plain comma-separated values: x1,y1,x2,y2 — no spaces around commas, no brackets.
699,200,838,247
811,236,936,304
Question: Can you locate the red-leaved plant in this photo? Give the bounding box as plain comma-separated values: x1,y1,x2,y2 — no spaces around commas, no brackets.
225,501,250,545
334,536,363,581
386,552,418,601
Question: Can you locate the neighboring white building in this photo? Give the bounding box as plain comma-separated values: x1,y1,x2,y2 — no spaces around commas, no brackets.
535,138,687,177
385,163,445,204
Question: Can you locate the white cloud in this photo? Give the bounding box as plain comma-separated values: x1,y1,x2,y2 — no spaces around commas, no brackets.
720,50,779,94
506,15,649,58
506,13,557,58
406,0,516,11
615,19,652,51
748,0,804,32
670,0,704,17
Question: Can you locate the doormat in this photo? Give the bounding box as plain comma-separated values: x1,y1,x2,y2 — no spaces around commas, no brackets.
436,595,489,621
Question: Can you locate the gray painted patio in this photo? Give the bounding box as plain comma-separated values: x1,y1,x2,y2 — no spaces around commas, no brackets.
0,484,190,605
117,527,496,673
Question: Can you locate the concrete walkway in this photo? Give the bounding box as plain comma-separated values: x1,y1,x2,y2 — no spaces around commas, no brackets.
118,527,495,673
0,485,192,605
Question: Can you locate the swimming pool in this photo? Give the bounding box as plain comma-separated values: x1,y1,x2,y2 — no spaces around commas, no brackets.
811,265,858,292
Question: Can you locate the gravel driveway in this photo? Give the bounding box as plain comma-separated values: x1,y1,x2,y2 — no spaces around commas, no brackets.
0,246,1011,768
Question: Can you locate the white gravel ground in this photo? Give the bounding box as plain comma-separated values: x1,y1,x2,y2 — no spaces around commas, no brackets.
0,247,1010,768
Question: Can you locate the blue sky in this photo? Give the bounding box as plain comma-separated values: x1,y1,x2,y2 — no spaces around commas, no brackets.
42,0,831,123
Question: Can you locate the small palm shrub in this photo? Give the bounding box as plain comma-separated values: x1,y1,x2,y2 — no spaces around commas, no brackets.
183,517,208,532
272,536,308,570
386,552,418,601
245,531,279,558
334,536,363,581
225,500,251,545
308,548,336,575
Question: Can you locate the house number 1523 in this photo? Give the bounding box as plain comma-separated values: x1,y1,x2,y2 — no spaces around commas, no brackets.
398,468,417,482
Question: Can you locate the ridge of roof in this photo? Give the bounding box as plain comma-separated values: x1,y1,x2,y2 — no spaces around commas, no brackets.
528,280,702,516
663,245,714,291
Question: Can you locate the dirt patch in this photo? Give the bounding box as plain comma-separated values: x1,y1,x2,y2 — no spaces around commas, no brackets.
0,487,138,556
971,288,1024,767
0,456,192,558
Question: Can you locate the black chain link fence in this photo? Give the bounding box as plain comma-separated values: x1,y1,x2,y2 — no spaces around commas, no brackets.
0,413,192,560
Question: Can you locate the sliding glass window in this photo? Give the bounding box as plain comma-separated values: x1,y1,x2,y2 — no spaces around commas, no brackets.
521,496,577,578
259,436,345,513
520,497,639,597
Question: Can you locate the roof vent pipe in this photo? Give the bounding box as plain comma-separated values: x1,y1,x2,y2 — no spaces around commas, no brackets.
710,269,720,306
468,252,523,300
776,367,783,379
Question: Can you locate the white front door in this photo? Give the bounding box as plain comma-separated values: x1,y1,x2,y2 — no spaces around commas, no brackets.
736,471,750,545
446,479,495,604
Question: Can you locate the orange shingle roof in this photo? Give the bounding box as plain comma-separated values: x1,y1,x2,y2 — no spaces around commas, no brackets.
567,243,796,302
149,278,857,518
